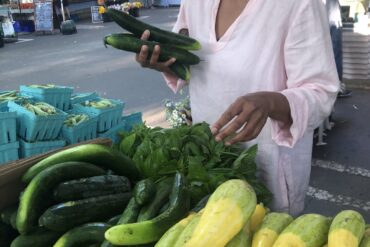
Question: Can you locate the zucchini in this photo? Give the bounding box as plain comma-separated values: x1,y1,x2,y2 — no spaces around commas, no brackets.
134,178,156,206
54,175,131,202
106,8,201,50
250,203,267,233
16,162,106,234
10,228,62,247
185,179,257,247
137,177,173,221
105,172,190,245
251,212,293,247
104,33,200,65
54,222,110,247
169,62,190,81
0,222,18,247
360,227,370,247
1,205,17,225
39,193,131,232
173,213,202,247
155,213,196,247
328,210,365,247
22,144,141,183
273,214,331,247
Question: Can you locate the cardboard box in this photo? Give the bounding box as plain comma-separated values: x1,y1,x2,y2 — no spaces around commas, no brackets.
0,138,112,210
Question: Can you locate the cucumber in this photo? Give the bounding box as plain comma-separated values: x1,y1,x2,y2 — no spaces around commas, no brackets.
134,178,156,206
1,205,17,225
0,222,18,247
16,162,106,234
273,214,332,247
54,175,131,202
10,228,62,247
105,172,190,245
101,197,142,247
226,226,252,247
137,177,173,221
106,8,201,50
54,223,110,247
328,210,365,247
104,33,200,65
251,212,293,247
169,63,190,81
22,144,141,183
39,193,131,232
107,215,121,226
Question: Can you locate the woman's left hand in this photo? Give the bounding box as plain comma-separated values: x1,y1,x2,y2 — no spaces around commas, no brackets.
211,92,291,145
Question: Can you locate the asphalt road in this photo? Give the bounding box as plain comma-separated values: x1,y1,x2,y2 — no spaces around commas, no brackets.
1,7,369,221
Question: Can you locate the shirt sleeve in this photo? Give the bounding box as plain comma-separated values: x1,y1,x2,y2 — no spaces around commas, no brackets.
270,0,340,147
162,0,189,93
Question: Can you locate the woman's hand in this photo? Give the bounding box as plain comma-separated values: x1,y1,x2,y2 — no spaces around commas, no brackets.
211,92,292,145
135,30,176,75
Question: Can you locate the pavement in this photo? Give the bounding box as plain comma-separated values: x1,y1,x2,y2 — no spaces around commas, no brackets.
0,7,370,221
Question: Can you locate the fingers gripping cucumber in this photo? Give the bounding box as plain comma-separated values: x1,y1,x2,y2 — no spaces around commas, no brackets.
16,162,106,234
106,8,201,51
104,33,200,65
22,144,141,183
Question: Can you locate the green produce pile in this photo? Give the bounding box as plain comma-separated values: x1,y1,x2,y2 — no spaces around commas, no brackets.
104,8,202,81
119,122,271,206
28,84,57,89
64,114,90,127
22,101,57,116
82,99,115,109
0,91,26,103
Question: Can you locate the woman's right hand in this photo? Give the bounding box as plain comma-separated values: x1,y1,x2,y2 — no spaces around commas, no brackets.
135,30,176,75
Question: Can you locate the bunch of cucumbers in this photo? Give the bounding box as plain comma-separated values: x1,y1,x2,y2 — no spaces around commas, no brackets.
0,144,141,247
64,114,90,127
104,9,202,81
23,101,57,116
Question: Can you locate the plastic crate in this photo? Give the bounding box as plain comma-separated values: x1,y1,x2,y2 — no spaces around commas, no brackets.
98,119,126,144
0,90,32,111
69,92,99,109
73,98,124,132
62,109,98,145
0,111,17,145
122,112,143,132
8,101,67,142
20,85,73,111
0,142,19,165
19,139,66,158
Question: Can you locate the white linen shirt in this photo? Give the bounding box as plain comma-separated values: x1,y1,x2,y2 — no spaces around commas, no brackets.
164,0,340,215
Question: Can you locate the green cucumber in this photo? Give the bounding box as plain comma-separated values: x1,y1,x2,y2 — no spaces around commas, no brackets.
134,178,156,206
360,227,370,247
106,8,201,50
54,175,131,202
107,215,121,226
169,63,190,81
1,205,17,225
54,222,110,247
39,193,131,232
10,228,62,247
101,197,142,247
137,177,172,221
16,162,106,234
105,172,190,245
22,144,141,183
104,33,200,65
